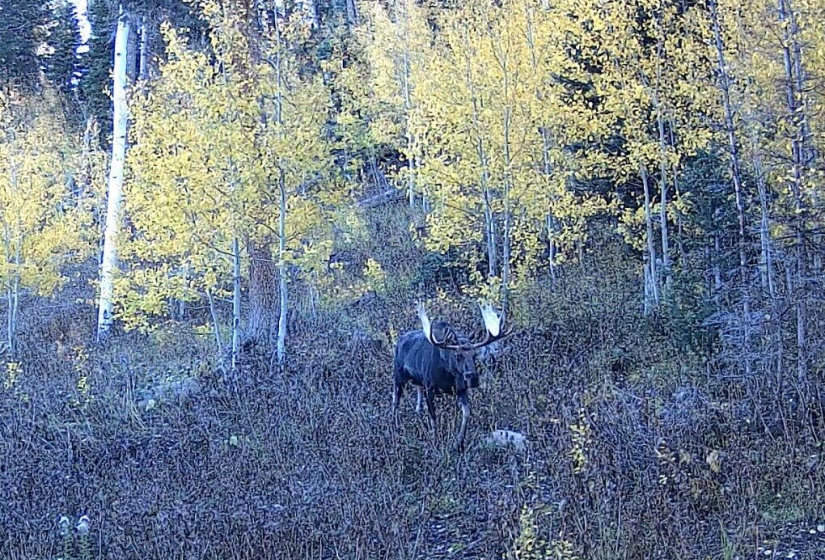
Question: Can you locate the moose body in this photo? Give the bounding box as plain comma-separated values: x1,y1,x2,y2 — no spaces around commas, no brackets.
392,302,510,451
394,330,480,394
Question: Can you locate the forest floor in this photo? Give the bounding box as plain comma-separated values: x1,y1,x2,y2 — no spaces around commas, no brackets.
1,248,824,559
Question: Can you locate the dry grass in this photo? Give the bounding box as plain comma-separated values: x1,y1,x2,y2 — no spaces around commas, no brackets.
0,238,823,559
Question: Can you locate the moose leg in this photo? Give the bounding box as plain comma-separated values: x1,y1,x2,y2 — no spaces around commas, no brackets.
424,386,437,440
392,381,405,429
392,381,403,410
415,387,423,413
453,392,471,452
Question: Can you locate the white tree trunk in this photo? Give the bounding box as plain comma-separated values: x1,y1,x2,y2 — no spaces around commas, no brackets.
460,33,497,281
274,21,288,367
6,249,20,356
97,6,131,340
207,288,224,361
651,23,672,297
655,104,671,295
276,170,288,366
345,0,358,26
641,165,660,310
4,165,20,355
232,237,242,370
79,116,94,199
406,126,415,208
138,15,149,81
400,3,419,210
643,253,652,316
754,152,775,297
546,215,557,283
711,0,751,374
713,233,722,308
500,92,513,314
298,0,318,28
778,0,809,384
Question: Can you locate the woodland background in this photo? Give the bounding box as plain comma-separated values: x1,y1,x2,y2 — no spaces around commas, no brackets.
0,0,824,558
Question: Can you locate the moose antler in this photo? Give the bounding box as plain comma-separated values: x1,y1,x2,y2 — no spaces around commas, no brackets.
417,301,458,346
460,301,513,350
417,300,512,351
417,301,436,343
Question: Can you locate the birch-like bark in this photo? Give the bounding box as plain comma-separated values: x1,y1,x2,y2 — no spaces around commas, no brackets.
6,246,19,356
345,0,358,26
713,233,722,307
79,116,94,199
778,0,809,384
711,0,751,374
652,24,671,295
5,285,15,355
461,27,497,279
482,181,497,279
501,104,512,315
299,0,318,28
4,165,19,355
232,237,242,371
138,15,149,81
540,136,557,281
276,169,288,366
400,0,418,210
404,93,415,209
643,253,653,316
492,27,514,312
274,21,288,367
654,96,671,294
207,288,224,360
125,19,138,81
97,6,131,340
754,153,775,297
668,123,686,260
641,165,660,310
526,12,557,284
546,214,557,283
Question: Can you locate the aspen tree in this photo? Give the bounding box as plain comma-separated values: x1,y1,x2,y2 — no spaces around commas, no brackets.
729,0,824,383
709,0,753,374
125,3,336,367
777,0,813,384
410,0,605,304
97,4,131,340
125,21,249,331
0,91,95,354
358,0,432,209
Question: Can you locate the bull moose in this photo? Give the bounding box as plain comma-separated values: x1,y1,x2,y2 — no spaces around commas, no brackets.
392,301,512,451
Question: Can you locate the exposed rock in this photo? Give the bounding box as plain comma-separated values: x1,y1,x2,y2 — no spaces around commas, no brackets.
137,377,201,411
485,429,527,452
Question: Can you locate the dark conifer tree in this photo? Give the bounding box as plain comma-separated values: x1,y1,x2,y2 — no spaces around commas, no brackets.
0,0,51,89
42,1,85,116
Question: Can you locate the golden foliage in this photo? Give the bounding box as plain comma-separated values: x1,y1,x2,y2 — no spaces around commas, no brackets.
0,90,96,299
122,5,342,329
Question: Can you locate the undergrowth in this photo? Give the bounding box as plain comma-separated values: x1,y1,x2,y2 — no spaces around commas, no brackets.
0,230,823,560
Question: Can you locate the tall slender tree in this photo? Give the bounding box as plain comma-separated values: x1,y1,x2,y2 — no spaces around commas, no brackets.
96,4,131,340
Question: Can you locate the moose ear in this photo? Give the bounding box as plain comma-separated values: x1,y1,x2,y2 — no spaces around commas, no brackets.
478,301,503,337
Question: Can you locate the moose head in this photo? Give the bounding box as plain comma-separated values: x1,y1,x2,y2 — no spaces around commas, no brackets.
392,301,512,451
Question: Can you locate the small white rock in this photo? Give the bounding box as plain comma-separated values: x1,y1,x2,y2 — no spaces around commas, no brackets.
486,429,527,452
763,550,772,556
817,524,824,532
